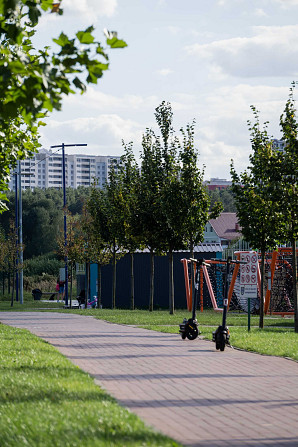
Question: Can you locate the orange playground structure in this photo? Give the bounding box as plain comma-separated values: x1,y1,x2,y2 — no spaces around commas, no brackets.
181,247,297,315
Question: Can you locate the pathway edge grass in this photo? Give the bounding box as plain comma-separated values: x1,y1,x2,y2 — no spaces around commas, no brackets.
0,323,181,447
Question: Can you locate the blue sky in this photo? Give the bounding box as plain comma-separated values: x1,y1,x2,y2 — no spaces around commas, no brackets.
37,0,298,179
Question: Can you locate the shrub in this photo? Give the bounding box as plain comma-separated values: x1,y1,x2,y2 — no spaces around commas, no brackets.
24,253,63,277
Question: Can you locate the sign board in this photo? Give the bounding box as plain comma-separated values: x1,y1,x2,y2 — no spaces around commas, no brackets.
59,267,65,281
76,263,86,275
239,252,258,300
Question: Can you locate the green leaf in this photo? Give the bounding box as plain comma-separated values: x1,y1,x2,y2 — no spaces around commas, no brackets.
76,30,95,44
106,37,128,49
53,32,71,47
40,0,54,12
28,6,41,25
73,77,86,92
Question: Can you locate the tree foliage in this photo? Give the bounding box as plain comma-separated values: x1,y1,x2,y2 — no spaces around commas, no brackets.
278,84,298,332
0,0,126,211
231,107,284,328
0,187,92,258
208,187,236,212
137,102,219,313
179,121,222,258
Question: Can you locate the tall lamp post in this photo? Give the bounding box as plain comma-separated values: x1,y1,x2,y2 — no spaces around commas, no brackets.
15,163,32,305
50,143,87,307
14,167,19,302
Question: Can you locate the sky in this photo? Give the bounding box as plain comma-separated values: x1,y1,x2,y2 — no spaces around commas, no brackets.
36,0,298,180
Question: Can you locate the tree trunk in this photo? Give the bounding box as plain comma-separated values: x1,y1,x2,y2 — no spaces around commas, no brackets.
291,238,298,333
169,248,174,315
112,241,116,309
11,265,15,307
97,263,101,308
130,252,134,310
69,263,73,309
149,249,154,312
8,268,10,294
190,240,194,260
86,262,90,309
259,250,265,329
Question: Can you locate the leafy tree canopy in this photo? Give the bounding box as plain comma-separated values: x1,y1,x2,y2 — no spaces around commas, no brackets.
0,0,126,211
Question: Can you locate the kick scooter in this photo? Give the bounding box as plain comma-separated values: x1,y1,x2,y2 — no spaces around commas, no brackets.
179,258,208,340
212,256,246,351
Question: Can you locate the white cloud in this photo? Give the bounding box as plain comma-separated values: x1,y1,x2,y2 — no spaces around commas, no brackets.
62,0,118,19
64,87,160,113
274,0,298,7
192,83,289,178
186,25,298,78
166,26,181,35
156,68,173,76
36,0,118,37
254,8,267,17
40,114,144,156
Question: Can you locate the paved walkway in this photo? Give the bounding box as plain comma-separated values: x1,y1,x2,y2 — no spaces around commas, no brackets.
1,312,298,447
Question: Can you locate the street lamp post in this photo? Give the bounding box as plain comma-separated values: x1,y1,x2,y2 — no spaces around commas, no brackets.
14,168,19,302
18,161,24,304
51,143,87,307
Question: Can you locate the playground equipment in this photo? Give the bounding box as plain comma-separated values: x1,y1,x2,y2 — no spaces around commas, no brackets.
179,256,246,351
179,259,207,340
263,248,296,315
180,257,242,313
212,257,246,351
181,247,297,316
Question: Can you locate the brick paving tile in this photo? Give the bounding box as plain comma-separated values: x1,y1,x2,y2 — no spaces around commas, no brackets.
1,311,298,447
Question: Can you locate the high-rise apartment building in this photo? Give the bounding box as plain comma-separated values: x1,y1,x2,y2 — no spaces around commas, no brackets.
9,148,121,190
272,138,286,152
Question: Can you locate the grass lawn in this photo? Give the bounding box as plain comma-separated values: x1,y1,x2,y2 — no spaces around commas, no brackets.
0,324,181,447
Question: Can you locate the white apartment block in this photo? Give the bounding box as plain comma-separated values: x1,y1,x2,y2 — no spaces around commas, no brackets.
9,149,121,190
272,138,286,152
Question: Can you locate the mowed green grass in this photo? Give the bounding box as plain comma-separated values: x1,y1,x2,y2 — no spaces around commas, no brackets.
0,324,181,447
59,307,294,327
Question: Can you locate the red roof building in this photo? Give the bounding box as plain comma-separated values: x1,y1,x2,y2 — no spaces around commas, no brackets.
204,213,241,247
205,178,232,191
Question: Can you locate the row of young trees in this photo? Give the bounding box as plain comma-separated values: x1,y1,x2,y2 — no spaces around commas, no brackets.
231,84,298,332
61,102,222,313
0,222,20,302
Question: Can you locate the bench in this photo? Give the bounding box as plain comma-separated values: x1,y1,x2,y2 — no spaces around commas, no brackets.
42,292,58,300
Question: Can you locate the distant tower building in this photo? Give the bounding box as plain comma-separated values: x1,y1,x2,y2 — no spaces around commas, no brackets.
272,139,286,152
8,149,121,190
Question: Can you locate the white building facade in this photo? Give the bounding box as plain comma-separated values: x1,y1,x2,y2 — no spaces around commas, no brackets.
9,149,121,190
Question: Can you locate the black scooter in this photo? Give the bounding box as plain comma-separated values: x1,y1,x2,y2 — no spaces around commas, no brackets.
179,258,208,340
212,256,246,351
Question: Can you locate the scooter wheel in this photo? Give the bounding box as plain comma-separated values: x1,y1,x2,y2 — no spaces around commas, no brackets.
219,334,226,351
186,327,199,340
219,340,225,351
181,332,187,340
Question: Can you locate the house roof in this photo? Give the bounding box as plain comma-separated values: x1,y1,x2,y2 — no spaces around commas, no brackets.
136,243,223,254
209,213,241,242
194,243,223,253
